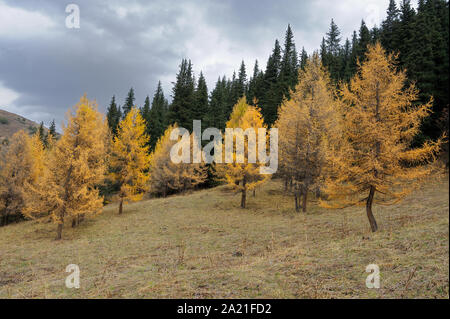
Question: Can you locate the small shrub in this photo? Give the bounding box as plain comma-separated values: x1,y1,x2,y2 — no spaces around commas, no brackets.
28,125,37,134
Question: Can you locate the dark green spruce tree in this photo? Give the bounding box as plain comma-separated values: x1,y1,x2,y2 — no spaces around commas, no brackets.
147,81,168,150
356,20,371,63
341,38,353,81
167,59,196,131
106,95,121,136
397,0,416,67
349,31,359,75
37,122,47,147
229,71,240,107
320,37,328,68
299,47,308,70
237,61,247,99
247,60,265,105
260,39,282,126
207,76,228,130
47,119,57,142
279,24,298,99
325,19,342,80
140,94,151,145
193,72,209,124
381,0,400,53
140,95,151,120
122,88,136,118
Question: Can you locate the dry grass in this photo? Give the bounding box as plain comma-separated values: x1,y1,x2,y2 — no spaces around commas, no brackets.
0,109,45,141
0,174,448,298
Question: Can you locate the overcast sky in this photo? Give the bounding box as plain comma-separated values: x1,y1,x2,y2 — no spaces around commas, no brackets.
0,0,398,130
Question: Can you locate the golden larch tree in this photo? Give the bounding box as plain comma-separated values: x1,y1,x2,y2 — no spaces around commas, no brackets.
110,107,150,214
321,42,443,232
24,95,108,239
0,131,45,225
149,124,207,197
216,97,271,208
275,53,341,212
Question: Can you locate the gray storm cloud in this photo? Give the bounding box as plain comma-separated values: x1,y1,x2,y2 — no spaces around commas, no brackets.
0,0,391,129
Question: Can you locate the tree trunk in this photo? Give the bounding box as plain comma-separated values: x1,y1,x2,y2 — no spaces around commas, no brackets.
2,211,8,226
241,190,246,208
366,186,378,232
302,190,307,213
295,192,299,212
241,178,247,208
56,223,63,240
71,217,77,228
1,203,10,226
369,83,380,233
253,189,256,197
119,198,123,215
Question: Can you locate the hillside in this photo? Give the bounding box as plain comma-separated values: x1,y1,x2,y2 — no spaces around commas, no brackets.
0,109,46,143
0,176,448,298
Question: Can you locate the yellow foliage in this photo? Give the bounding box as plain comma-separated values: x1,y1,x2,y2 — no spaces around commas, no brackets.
321,42,443,232
215,97,271,208
149,124,207,196
110,107,150,213
0,130,45,225
24,95,108,239
275,53,341,212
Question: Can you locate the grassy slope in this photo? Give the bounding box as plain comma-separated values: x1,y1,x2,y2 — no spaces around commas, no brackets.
0,109,44,141
0,176,448,298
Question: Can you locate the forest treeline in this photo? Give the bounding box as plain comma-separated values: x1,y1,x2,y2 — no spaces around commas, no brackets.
0,42,444,238
106,0,448,147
